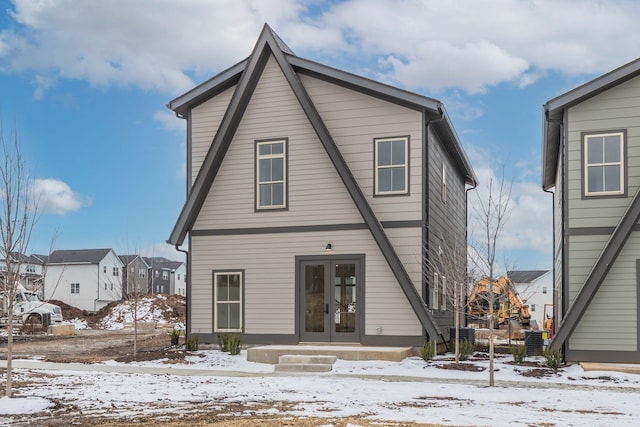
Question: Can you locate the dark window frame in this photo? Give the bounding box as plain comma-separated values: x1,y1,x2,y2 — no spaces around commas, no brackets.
255,138,289,211
373,136,410,197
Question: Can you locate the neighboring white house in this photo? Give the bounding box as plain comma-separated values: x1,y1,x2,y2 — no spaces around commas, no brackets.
508,270,552,329
44,249,124,311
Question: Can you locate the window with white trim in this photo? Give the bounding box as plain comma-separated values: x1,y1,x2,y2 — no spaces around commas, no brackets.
584,132,625,196
256,139,287,209
162,270,169,280
375,137,408,195
430,272,439,310
113,267,119,276
214,271,243,332
440,276,447,312
71,283,80,294
139,268,146,279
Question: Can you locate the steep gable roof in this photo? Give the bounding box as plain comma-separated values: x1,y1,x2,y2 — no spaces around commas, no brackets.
48,248,113,265
168,24,476,246
542,57,640,190
166,24,476,342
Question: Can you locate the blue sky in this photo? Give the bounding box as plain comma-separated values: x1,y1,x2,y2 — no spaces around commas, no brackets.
1,0,639,269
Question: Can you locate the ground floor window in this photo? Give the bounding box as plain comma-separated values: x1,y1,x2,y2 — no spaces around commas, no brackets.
214,271,243,332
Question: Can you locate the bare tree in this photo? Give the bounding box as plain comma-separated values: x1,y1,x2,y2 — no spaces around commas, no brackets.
0,125,39,398
119,251,150,358
469,169,512,387
425,236,473,363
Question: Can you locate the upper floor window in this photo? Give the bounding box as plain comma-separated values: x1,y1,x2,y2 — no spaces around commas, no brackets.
256,139,287,210
584,131,625,196
26,265,36,273
112,267,119,276
139,269,146,279
71,283,80,294
375,137,408,195
162,270,169,280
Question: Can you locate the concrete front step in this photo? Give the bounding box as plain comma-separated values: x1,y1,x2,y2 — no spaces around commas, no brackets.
274,354,338,373
247,345,415,364
275,363,334,373
279,355,338,365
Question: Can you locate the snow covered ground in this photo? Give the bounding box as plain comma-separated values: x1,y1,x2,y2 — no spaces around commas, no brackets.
1,350,639,426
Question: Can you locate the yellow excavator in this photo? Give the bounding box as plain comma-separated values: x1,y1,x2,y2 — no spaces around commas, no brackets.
467,276,531,328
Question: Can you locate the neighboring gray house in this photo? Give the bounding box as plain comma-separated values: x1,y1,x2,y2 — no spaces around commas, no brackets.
167,25,476,346
44,249,123,311
145,257,186,296
119,255,151,295
507,270,552,329
543,58,640,363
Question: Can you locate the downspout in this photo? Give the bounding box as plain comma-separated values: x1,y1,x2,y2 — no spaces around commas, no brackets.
175,243,189,336
544,110,564,355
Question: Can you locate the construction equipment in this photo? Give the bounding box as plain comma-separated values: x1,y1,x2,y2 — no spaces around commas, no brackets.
467,276,531,328
1,284,63,328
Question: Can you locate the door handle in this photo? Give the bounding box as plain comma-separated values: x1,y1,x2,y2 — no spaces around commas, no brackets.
325,304,329,314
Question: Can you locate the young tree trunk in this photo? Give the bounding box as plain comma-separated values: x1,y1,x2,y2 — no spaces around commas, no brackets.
5,309,13,397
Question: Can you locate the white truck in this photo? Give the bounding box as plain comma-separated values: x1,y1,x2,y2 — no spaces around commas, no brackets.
1,285,63,328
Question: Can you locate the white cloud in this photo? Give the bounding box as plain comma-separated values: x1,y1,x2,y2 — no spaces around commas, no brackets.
153,110,185,132
33,178,89,215
468,162,552,273
2,0,639,97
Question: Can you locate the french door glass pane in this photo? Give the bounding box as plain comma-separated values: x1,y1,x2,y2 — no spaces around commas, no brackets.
304,264,325,333
334,263,356,333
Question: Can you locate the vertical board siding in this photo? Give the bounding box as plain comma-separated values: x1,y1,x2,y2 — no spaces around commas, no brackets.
191,86,235,186
428,127,466,332
191,230,422,337
300,74,423,223
564,75,640,352
193,56,363,230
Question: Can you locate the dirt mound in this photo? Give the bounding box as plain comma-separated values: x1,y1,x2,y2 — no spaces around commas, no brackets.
49,294,186,329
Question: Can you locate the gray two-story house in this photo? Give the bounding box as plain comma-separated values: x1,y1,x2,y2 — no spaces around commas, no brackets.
167,25,476,346
543,58,640,363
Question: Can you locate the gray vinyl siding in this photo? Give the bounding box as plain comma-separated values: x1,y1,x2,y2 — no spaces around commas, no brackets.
193,56,363,230
300,74,423,222
554,151,564,324
564,74,640,352
427,126,466,331
190,86,235,186
566,75,640,229
569,231,639,351
190,229,422,337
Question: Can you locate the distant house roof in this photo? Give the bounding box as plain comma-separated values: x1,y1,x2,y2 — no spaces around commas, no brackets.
119,254,150,268
542,57,640,190
507,270,549,284
48,249,114,265
144,257,184,271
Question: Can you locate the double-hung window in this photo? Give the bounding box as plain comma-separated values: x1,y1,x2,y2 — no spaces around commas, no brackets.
214,271,243,332
583,131,625,196
71,283,80,294
375,137,408,195
256,139,287,209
